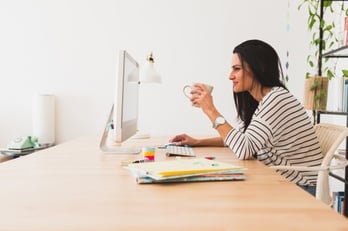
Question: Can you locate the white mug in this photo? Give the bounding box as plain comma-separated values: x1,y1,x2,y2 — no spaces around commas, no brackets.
183,83,214,107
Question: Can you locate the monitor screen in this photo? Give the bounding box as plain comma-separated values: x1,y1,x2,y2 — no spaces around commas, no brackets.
100,50,141,154
114,50,139,143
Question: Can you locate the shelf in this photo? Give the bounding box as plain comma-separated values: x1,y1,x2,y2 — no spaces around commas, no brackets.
317,111,348,217
318,0,348,217
330,172,348,185
317,110,348,116
322,45,348,58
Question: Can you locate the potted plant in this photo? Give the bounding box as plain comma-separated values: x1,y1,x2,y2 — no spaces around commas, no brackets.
298,0,348,120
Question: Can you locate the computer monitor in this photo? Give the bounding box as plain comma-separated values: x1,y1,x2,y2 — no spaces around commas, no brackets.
99,50,141,154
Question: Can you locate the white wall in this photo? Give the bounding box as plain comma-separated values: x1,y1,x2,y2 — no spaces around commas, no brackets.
0,0,310,147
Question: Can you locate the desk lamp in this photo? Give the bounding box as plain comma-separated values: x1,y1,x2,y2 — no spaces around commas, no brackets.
133,52,161,139
139,52,161,83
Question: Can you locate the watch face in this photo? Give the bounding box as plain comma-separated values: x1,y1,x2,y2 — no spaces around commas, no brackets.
214,116,225,128
217,117,225,124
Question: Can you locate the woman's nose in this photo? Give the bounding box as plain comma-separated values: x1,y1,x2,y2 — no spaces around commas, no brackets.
229,71,234,80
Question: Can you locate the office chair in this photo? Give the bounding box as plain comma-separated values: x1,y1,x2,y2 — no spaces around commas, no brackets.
270,123,348,206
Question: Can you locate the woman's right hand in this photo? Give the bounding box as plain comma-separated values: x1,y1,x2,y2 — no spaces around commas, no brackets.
169,134,198,146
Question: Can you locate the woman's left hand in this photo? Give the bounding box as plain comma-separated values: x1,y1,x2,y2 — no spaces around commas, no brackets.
191,83,216,114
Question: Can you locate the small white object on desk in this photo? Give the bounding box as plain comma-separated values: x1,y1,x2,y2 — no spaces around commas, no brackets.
32,94,55,146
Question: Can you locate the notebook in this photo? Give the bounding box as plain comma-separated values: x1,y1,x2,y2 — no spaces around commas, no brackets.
126,157,246,182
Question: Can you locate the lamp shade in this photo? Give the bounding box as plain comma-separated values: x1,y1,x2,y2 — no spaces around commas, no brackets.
139,52,161,83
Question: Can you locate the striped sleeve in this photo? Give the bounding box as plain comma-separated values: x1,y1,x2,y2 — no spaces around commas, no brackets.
225,117,273,160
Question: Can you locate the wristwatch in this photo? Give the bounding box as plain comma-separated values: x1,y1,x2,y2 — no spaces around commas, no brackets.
213,116,226,129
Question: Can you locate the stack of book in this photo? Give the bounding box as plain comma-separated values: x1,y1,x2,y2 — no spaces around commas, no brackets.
333,191,345,215
125,157,246,184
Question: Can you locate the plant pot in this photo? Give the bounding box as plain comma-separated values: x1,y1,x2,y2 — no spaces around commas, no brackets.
304,76,328,111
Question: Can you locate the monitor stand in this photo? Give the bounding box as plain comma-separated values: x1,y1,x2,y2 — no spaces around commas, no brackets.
99,106,141,154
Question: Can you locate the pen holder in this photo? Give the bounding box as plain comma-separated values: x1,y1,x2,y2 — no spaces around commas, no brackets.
142,147,155,160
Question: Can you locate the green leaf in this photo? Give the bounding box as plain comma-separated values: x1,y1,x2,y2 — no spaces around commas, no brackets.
323,1,332,7
328,41,335,49
324,25,333,31
342,70,348,77
320,18,325,29
309,60,314,68
327,69,334,80
314,38,320,46
309,17,316,30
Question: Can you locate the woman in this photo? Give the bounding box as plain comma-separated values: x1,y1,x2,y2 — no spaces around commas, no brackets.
170,39,323,196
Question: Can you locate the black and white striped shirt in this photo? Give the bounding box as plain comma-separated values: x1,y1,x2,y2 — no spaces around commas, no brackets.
225,86,323,186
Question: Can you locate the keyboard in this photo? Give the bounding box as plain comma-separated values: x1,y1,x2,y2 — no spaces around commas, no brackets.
166,145,196,157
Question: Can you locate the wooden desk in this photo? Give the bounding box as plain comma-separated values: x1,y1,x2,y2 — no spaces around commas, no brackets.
0,136,347,230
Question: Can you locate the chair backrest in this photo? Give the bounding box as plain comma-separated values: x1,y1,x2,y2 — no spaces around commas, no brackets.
314,123,348,167
314,123,348,205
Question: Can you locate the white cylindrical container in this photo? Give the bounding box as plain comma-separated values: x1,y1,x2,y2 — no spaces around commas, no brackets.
32,94,55,145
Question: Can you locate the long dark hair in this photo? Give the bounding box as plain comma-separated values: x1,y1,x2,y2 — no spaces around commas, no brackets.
233,39,286,131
